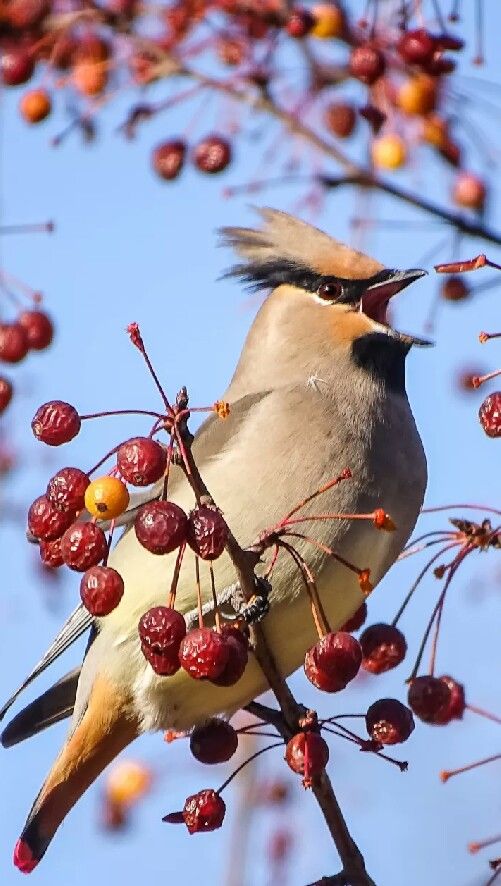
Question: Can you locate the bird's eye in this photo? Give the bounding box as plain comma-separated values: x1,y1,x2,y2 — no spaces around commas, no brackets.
317,281,343,302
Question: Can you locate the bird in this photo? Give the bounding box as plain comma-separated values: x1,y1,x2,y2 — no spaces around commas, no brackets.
1,207,428,873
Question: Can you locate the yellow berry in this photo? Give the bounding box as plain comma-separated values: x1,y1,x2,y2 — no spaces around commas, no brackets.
310,3,344,38
84,475,130,519
397,75,436,116
105,760,152,807
371,134,407,170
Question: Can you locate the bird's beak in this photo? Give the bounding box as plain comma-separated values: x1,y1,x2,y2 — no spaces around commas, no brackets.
361,268,432,347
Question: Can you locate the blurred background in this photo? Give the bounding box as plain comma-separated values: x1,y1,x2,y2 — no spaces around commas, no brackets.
1,1,500,884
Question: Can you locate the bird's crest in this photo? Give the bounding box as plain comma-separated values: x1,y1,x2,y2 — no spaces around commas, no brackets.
219,207,384,289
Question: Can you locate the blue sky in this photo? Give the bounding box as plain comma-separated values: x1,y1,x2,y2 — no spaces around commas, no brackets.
1,5,501,884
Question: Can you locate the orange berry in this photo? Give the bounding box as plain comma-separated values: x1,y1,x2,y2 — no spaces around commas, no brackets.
105,760,152,807
371,134,407,170
310,3,343,38
19,88,51,124
422,113,448,149
73,60,107,96
452,172,486,211
397,75,436,116
84,475,130,519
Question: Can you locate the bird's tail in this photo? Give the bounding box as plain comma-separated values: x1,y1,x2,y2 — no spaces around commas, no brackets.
13,675,139,873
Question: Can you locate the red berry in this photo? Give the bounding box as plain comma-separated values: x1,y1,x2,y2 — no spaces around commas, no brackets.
186,505,229,560
349,44,385,85
440,276,469,302
324,102,356,139
0,377,13,414
80,565,124,616
179,627,229,681
407,675,451,724
18,310,54,350
135,500,188,554
138,605,186,675
397,28,436,65
190,719,238,764
193,136,231,174
32,400,81,446
0,322,29,363
0,48,34,86
47,467,90,512
28,494,75,541
285,732,329,785
452,172,486,211
286,8,314,38
60,522,108,571
365,698,415,745
176,789,226,833
340,601,367,632
39,537,64,568
304,631,362,692
117,437,167,486
479,392,501,438
5,0,49,29
211,625,249,686
152,140,186,181
360,623,407,674
431,675,465,724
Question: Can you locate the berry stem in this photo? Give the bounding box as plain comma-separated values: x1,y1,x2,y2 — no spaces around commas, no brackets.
167,543,186,608
194,555,204,629
209,565,221,632
279,539,330,637
282,470,352,523
216,742,285,794
442,754,501,784
422,504,501,517
469,832,501,853
392,542,459,626
126,323,172,413
465,703,501,725
80,408,164,421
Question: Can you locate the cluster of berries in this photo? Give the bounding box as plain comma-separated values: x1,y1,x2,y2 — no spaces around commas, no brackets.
0,306,53,416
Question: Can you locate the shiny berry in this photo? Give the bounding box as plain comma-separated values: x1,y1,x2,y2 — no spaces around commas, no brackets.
0,322,29,363
84,476,130,520
138,605,186,675
397,28,435,65
172,789,226,833
117,437,167,486
193,136,231,174
324,102,356,139
407,675,452,724
211,625,249,686
304,632,362,692
286,8,314,38
18,309,54,348
341,601,367,633
179,627,229,680
80,565,124,616
19,89,51,124
432,675,465,724
452,172,486,211
190,719,238,764
440,276,469,302
186,505,228,560
365,698,415,745
32,400,81,446
47,467,90,512
1,48,34,86
39,537,64,568
479,392,501,438
349,44,385,85
152,140,186,181
28,494,75,541
285,732,329,785
0,377,13,414
360,623,407,674
135,500,188,554
60,521,108,571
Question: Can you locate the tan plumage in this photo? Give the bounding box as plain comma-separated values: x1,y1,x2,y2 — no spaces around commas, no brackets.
2,208,428,872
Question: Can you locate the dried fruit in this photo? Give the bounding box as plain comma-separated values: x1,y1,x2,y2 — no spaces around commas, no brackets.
190,719,238,764
349,44,385,85
193,136,231,174
0,377,13,414
324,102,356,139
117,437,167,486
365,698,415,745
152,140,186,181
407,675,452,724
60,521,108,571
360,623,407,674
0,322,29,364
80,565,124,616
440,276,469,302
285,732,329,786
47,467,90,512
19,88,51,123
31,400,81,446
431,675,465,724
28,494,75,541
304,632,362,692
84,476,130,520
179,627,229,680
166,789,226,833
135,500,188,554
479,392,501,438
186,505,228,560
18,309,54,349
211,625,249,687
138,605,186,675
39,537,64,568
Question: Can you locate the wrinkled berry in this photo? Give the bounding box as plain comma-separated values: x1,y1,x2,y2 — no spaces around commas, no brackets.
285,732,329,785
479,392,501,438
304,632,362,692
39,537,64,568
138,605,186,675
193,136,231,174
135,500,188,554
407,675,452,724
179,627,229,680
211,625,249,687
47,467,90,512
117,437,167,486
80,565,124,616
186,505,229,561
60,521,108,571
360,623,407,674
365,698,415,745
0,377,13,414
349,44,385,85
28,494,75,541
32,400,81,446
164,789,226,833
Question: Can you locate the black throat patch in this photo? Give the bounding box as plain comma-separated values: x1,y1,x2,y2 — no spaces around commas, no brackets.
351,333,410,395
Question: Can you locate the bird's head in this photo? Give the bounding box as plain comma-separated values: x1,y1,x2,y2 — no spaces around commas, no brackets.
220,208,429,393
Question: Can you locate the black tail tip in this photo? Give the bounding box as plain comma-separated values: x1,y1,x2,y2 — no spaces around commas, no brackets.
13,839,39,874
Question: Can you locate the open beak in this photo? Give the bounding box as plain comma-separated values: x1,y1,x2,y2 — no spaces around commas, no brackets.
361,268,432,347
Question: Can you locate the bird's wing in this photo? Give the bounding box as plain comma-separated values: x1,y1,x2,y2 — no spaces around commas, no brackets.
1,668,81,748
